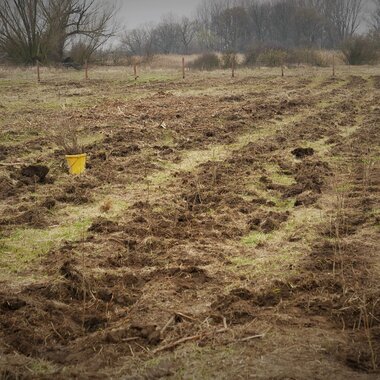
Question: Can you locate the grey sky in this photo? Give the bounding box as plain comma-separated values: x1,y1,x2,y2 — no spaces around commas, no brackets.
117,0,373,31
120,0,202,29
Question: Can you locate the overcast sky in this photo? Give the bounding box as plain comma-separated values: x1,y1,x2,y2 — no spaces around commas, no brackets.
117,0,373,31
119,0,202,29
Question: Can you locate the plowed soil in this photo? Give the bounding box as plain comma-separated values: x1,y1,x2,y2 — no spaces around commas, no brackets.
0,66,379,379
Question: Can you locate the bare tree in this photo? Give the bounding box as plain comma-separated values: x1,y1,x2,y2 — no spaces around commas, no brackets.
371,0,380,32
215,5,250,51
154,14,181,54
122,24,156,57
245,0,271,43
196,0,228,51
0,0,41,63
0,0,117,63
321,0,364,46
293,4,324,47
269,0,298,46
178,16,197,53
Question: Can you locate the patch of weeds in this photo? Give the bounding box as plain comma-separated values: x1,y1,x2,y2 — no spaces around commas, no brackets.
274,197,296,210
135,72,176,84
161,130,176,146
172,344,238,380
298,137,330,156
28,359,57,376
241,231,272,247
264,163,296,186
236,125,274,147
0,219,91,275
229,247,301,281
0,128,41,146
245,179,295,211
147,163,176,186
80,132,104,147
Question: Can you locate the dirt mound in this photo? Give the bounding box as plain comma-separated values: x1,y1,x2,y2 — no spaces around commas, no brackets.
284,159,331,200
13,208,49,227
56,178,96,204
294,190,318,206
20,165,49,184
248,210,289,233
88,217,120,233
371,75,380,89
212,284,292,325
0,144,9,160
291,147,315,158
0,175,17,200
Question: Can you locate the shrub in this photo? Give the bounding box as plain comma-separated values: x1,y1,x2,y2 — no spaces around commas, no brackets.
257,49,288,67
289,49,329,67
341,36,379,65
244,45,264,66
221,51,238,69
190,53,220,71
245,46,330,67
70,42,91,65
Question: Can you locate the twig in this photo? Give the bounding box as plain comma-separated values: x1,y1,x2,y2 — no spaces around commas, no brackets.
122,337,140,342
152,327,228,354
152,334,202,354
50,322,64,341
236,333,266,342
161,316,175,335
0,162,27,167
128,343,135,357
135,342,150,353
175,311,197,322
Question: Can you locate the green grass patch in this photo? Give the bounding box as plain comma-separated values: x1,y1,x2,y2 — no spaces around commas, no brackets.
228,247,301,281
241,231,272,247
28,359,57,377
264,163,296,186
0,218,91,275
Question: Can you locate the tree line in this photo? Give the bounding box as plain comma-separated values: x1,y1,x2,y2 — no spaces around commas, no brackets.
0,0,379,64
123,0,379,57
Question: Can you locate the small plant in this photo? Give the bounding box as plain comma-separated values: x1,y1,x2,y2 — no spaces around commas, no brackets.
190,53,220,71
55,126,84,155
100,199,113,213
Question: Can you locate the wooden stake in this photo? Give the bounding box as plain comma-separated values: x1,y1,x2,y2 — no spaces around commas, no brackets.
182,57,185,79
134,63,137,81
85,59,89,80
37,60,40,82
232,55,235,78
281,65,284,77
332,55,335,77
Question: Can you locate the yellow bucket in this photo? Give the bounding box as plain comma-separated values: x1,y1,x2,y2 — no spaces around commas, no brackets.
65,153,87,175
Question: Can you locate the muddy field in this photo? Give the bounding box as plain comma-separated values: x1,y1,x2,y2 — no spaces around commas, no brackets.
0,65,379,379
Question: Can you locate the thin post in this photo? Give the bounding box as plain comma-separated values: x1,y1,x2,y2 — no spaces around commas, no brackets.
182,57,185,79
134,63,137,81
232,55,235,78
37,60,40,82
332,54,335,77
281,65,284,77
85,59,89,80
